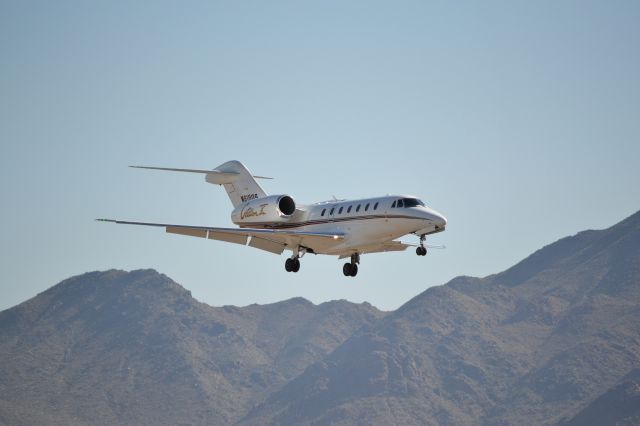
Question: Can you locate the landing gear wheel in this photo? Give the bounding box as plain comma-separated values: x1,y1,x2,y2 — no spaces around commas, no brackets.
349,263,358,277
343,263,352,276
343,253,360,277
292,258,300,273
286,258,301,273
343,262,358,277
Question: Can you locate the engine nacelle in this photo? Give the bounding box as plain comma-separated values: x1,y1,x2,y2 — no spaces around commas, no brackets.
231,195,296,225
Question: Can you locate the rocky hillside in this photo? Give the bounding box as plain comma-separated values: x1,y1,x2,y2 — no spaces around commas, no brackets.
0,270,383,426
1,210,639,426
240,210,640,425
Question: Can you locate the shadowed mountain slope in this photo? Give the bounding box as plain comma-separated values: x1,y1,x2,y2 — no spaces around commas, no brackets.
560,368,640,426
240,210,640,425
0,270,384,426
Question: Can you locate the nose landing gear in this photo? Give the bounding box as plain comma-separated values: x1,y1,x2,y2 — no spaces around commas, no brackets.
416,235,427,256
343,253,360,277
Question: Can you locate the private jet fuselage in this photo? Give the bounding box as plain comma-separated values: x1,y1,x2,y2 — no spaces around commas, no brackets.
99,161,447,277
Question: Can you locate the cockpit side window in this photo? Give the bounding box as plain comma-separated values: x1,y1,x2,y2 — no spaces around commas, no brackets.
397,199,404,208
391,200,396,208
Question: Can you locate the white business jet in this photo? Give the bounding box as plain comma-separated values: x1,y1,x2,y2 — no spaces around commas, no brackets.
98,160,447,277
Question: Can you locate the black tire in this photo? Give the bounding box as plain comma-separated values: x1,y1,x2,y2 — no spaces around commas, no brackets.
285,258,293,272
416,247,422,256
292,258,300,273
350,263,358,277
343,263,352,276
422,247,428,256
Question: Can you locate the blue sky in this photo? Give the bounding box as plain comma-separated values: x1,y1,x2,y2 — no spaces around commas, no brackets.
1,1,639,311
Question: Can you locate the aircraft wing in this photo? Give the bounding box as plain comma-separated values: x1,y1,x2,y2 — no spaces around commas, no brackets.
337,240,414,258
96,219,344,255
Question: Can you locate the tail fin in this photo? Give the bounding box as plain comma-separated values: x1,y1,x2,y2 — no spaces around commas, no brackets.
130,160,271,208
205,161,269,207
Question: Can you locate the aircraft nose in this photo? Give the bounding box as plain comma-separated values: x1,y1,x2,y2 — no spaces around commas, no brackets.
435,213,447,228
421,207,447,229
426,209,446,229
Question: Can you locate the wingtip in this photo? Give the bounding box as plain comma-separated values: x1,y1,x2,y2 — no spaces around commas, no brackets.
95,218,116,223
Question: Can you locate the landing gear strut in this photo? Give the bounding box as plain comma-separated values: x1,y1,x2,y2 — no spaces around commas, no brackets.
343,253,360,277
416,235,427,256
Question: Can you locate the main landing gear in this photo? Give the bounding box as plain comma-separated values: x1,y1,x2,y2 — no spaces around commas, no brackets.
285,246,305,273
416,235,427,256
285,257,300,273
343,253,360,277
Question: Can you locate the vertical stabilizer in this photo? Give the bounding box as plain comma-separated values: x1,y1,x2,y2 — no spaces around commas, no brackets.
205,161,268,207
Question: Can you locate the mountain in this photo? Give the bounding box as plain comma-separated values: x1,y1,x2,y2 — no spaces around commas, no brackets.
1,210,639,426
240,210,640,425
0,270,384,426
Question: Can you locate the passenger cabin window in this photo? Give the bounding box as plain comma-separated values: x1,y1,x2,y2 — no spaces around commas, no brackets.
356,205,361,212
391,201,396,208
347,206,352,213
339,206,344,214
365,203,370,211
321,208,326,217
374,202,379,210
330,207,335,215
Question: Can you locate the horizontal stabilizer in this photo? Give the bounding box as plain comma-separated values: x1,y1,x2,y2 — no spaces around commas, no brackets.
130,165,272,180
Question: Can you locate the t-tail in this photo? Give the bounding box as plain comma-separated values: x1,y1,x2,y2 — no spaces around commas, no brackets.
129,160,272,208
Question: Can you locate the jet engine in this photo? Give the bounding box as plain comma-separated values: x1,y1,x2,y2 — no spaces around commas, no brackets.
231,195,296,225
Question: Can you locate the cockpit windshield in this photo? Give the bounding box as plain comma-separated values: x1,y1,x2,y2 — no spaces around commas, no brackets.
392,198,425,208
402,198,425,208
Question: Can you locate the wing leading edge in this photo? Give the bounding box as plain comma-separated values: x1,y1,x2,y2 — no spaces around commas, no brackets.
96,219,343,255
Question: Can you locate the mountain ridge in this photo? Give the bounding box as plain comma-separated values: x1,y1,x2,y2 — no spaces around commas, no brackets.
0,269,385,425
1,209,639,425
